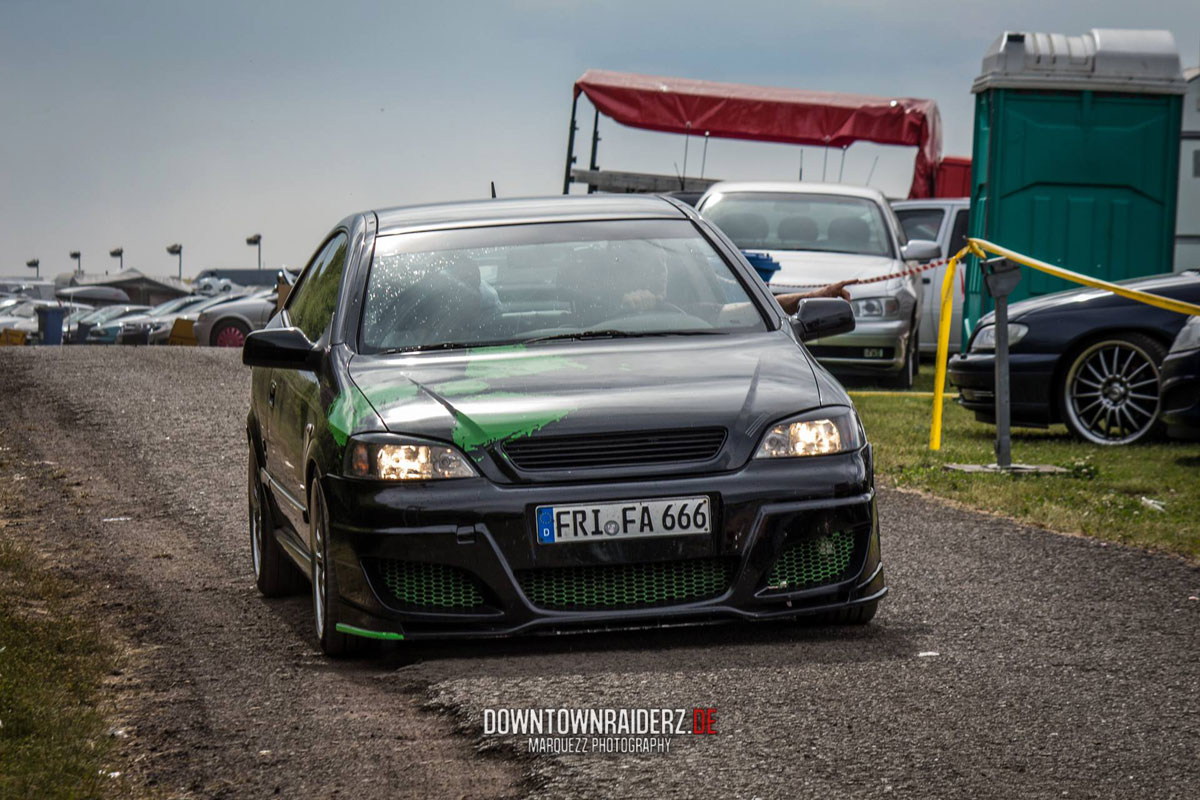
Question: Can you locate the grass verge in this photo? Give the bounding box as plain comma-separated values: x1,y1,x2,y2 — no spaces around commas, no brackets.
0,505,119,798
850,369,1200,560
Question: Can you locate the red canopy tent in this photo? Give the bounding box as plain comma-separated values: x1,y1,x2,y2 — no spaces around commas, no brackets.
566,69,944,199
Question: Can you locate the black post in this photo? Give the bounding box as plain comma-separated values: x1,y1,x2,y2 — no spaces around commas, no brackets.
561,94,579,195
982,257,1022,470
587,108,601,194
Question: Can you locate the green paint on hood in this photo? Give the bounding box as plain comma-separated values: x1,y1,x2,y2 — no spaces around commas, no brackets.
328,381,419,446
450,392,572,454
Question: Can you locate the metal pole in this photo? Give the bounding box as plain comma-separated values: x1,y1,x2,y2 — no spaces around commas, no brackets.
587,108,601,194
178,249,182,280
681,122,691,183
700,132,709,179
822,146,828,180
993,291,1011,469
561,94,579,195
982,257,1022,470
257,240,262,270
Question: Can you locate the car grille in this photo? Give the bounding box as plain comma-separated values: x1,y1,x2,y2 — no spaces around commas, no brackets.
502,428,727,471
516,558,735,611
764,531,855,591
375,559,490,612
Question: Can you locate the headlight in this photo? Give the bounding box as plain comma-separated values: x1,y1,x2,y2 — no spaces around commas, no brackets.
1169,319,1200,354
346,437,477,481
754,407,862,459
850,297,900,318
969,323,1029,352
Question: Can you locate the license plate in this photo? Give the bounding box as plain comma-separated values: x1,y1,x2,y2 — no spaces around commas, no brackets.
863,347,885,358
535,496,711,544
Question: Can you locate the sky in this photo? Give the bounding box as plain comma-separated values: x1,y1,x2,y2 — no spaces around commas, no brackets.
3,0,1199,280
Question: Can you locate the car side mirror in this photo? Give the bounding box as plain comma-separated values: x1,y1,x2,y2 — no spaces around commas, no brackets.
790,298,855,342
902,239,941,262
242,327,319,371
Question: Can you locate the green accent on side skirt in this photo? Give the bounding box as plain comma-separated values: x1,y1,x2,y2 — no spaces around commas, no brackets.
334,623,404,641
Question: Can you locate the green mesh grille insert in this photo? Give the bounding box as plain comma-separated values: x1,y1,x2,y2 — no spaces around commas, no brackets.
516,558,735,611
376,560,488,611
765,531,855,591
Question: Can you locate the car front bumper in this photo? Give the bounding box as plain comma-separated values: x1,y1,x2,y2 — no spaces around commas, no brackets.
315,449,885,640
805,318,910,375
1160,346,1200,439
947,351,1059,426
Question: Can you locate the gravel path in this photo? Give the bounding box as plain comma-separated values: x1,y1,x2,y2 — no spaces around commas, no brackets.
1,347,1196,799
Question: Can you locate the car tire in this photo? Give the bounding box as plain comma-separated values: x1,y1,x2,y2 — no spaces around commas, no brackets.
309,477,372,657
1059,333,1166,446
249,447,303,597
885,333,915,389
211,319,250,348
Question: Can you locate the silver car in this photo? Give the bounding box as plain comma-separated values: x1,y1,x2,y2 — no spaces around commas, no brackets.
696,182,938,387
193,288,278,347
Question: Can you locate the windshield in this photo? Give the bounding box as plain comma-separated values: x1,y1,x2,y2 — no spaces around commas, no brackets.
359,219,767,354
701,192,894,257
146,296,200,316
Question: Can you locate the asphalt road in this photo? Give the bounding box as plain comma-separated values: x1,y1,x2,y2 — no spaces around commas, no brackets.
1,347,1196,799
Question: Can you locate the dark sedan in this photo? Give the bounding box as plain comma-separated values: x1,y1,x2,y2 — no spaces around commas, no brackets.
1161,315,1200,439
949,270,1200,445
243,195,884,655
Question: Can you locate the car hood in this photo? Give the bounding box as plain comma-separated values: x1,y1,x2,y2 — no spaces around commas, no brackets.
751,251,902,297
977,270,1200,326
342,334,835,459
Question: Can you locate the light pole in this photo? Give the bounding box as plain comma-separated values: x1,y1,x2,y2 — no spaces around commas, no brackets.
246,234,262,270
166,243,182,279
109,247,123,273
26,258,39,278
69,250,81,275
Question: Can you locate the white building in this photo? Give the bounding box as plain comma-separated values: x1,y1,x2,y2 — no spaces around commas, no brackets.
1178,66,1200,271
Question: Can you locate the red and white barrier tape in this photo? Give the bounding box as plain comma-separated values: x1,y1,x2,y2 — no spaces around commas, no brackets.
769,256,954,293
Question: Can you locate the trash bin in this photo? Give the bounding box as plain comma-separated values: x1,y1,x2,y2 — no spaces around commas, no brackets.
36,305,65,345
742,251,782,283
964,29,1188,340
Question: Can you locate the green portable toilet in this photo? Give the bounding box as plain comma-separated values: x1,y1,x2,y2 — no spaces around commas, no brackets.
964,29,1187,341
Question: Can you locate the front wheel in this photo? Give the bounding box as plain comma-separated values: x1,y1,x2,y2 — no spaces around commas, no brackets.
212,319,250,348
1060,333,1165,445
885,332,915,389
309,478,371,657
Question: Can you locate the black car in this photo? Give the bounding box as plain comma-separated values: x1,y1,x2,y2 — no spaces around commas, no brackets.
1161,315,1200,439
949,270,1200,445
243,195,884,655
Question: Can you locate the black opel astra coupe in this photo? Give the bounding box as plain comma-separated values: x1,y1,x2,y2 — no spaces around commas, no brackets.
243,195,885,655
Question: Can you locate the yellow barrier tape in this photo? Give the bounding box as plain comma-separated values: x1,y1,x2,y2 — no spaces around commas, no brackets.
928,239,1200,451
970,239,1200,317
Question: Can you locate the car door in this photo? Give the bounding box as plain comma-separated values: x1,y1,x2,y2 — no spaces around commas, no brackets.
266,231,349,535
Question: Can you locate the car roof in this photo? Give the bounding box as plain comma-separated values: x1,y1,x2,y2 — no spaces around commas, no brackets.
373,194,688,236
698,181,889,204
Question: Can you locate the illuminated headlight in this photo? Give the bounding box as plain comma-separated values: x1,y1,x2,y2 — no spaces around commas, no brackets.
850,297,900,318
969,323,1029,352
346,437,476,481
1169,318,1200,354
754,407,862,459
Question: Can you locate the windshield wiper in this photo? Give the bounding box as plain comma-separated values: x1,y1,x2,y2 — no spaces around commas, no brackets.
378,338,515,355
524,329,725,344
